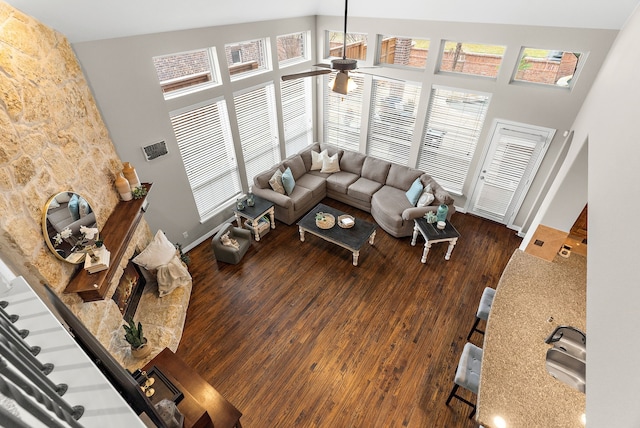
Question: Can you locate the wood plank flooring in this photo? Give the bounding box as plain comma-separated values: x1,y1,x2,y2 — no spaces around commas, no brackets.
176,199,522,427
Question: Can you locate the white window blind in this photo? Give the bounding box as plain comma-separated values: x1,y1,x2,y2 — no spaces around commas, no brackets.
170,98,241,221
367,78,421,165
281,78,313,156
323,72,364,152
234,83,281,185
418,86,490,194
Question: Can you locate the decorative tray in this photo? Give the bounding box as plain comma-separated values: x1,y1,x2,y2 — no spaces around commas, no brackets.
315,213,335,229
338,215,355,229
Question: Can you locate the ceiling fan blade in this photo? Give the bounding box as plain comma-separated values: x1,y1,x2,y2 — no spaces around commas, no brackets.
281,69,332,81
314,63,332,69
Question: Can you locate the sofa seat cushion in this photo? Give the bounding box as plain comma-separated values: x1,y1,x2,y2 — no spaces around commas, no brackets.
327,171,359,194
295,173,327,199
371,185,415,230
347,177,383,203
306,170,332,179
288,185,314,210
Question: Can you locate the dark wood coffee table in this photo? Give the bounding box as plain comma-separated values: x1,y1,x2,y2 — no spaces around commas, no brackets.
297,203,376,266
411,218,460,263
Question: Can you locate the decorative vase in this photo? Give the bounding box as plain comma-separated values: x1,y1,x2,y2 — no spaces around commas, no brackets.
236,198,245,211
115,174,132,201
246,188,255,207
122,162,141,190
436,204,449,222
131,339,151,359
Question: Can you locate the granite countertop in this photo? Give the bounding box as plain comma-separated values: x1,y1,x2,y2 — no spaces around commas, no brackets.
477,249,586,428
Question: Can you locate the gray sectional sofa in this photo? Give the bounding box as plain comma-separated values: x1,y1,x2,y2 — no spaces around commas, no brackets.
252,142,455,238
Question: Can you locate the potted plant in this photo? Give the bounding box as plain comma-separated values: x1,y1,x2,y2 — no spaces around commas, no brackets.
123,320,151,358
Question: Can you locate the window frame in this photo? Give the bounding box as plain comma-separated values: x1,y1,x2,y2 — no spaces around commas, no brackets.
511,47,586,89
170,98,241,222
417,85,492,195
277,31,311,68
323,72,364,152
225,37,272,81
325,30,368,60
233,82,281,186
281,78,314,156
366,78,422,165
375,35,430,70
153,47,221,100
436,41,506,79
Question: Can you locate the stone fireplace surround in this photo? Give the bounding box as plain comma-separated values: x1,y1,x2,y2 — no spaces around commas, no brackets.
0,4,191,372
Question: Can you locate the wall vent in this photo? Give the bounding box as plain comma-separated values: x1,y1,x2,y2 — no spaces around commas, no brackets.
142,141,168,161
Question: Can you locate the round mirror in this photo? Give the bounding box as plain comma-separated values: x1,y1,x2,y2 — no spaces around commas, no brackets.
42,192,99,264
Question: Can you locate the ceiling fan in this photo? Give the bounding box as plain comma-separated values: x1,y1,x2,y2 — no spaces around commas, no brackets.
281,0,370,95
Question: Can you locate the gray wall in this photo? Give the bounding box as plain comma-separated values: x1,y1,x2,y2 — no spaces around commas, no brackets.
73,16,318,249
523,4,640,424
74,15,617,248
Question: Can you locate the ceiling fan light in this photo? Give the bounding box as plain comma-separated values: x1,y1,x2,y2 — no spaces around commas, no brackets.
331,71,357,95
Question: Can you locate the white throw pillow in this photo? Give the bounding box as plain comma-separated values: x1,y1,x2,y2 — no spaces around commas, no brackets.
417,184,435,207
133,230,176,271
320,153,340,173
311,150,327,171
156,254,192,297
268,168,285,194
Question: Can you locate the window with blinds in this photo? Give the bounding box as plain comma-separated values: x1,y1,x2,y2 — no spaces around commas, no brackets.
170,99,241,221
323,72,364,152
418,86,491,194
281,78,313,156
367,78,421,165
233,83,281,185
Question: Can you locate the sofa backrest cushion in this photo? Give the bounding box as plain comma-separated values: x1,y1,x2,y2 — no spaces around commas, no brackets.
254,165,282,189
361,157,392,183
283,154,307,180
298,142,321,171
421,174,454,205
340,150,366,175
386,164,424,190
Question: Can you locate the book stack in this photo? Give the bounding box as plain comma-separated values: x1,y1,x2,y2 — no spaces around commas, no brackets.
84,246,111,274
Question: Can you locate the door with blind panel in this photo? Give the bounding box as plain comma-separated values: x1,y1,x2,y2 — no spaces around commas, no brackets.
468,120,555,227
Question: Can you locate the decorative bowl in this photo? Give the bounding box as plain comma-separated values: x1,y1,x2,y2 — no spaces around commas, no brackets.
338,215,355,228
437,221,446,230
315,213,335,229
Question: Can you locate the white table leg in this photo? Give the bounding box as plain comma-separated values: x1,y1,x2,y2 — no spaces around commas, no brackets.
421,241,432,264
234,212,242,228
299,227,305,242
368,230,376,245
411,225,419,246
445,237,458,260
268,207,276,229
254,230,261,242
352,250,360,266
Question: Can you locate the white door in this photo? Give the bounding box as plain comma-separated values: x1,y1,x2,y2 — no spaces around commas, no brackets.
468,120,555,227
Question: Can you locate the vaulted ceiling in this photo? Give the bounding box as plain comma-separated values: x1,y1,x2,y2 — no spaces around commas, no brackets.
5,0,640,43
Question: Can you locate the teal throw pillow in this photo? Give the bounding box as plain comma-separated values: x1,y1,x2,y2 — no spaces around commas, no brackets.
405,178,423,206
282,167,296,195
68,193,80,221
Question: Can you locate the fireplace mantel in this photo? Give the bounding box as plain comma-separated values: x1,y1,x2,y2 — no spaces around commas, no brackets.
65,183,152,301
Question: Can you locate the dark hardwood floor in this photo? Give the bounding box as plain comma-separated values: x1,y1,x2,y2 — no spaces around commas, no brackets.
176,199,522,427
